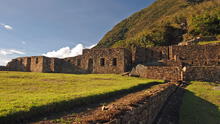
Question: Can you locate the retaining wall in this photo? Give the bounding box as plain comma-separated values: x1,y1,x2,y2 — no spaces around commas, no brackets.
131,65,182,81
108,83,177,124
184,66,220,82
78,82,178,124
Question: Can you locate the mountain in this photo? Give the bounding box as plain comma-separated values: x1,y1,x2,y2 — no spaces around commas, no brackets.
95,0,220,49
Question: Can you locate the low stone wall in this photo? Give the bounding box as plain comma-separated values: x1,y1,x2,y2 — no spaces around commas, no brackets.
131,65,182,81
0,66,8,71
108,83,177,124
76,82,177,124
184,66,220,82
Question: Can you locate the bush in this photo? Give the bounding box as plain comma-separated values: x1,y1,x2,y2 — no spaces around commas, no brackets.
190,10,220,36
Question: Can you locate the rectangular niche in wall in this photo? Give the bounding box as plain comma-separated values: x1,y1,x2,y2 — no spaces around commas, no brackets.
88,59,93,73
218,55,220,65
100,58,105,66
77,59,81,66
20,59,23,64
112,58,117,66
35,58,39,64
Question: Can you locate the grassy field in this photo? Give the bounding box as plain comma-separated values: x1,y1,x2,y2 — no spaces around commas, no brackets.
0,71,162,121
179,81,220,124
197,41,220,45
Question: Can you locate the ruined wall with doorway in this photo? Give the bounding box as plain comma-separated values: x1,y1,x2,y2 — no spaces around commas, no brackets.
63,48,132,74
79,48,131,74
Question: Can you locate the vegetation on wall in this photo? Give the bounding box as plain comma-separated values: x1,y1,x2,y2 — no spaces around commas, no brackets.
95,0,220,49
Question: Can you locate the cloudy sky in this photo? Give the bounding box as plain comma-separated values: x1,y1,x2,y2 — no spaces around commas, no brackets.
0,0,155,65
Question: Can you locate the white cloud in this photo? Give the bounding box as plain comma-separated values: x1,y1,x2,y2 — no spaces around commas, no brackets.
0,49,25,56
0,56,11,66
0,23,13,30
43,43,96,58
0,49,25,66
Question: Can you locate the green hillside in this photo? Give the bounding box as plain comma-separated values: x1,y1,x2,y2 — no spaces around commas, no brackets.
96,0,220,49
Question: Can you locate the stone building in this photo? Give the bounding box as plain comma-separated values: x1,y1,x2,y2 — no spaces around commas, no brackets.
5,44,220,82
131,44,220,82
7,48,132,74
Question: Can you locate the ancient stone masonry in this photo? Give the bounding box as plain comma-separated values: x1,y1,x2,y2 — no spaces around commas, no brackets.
64,48,132,74
6,48,132,74
5,44,220,82
71,82,178,124
0,66,9,71
131,65,182,81
131,44,220,82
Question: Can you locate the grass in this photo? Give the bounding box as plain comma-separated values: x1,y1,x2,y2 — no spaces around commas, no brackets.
198,41,220,45
179,81,220,124
0,71,162,122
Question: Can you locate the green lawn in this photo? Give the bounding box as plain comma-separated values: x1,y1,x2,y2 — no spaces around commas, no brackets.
179,81,220,124
0,71,161,120
197,41,220,45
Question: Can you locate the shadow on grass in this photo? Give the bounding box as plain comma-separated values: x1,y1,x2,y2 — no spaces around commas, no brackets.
179,90,220,124
0,82,161,124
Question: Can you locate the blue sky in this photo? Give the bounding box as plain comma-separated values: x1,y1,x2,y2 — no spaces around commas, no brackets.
0,0,155,65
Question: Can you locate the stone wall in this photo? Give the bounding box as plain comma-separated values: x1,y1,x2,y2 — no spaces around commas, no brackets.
131,65,182,81
4,44,220,78
6,48,132,74
78,82,177,124
132,46,169,66
0,66,8,71
107,83,177,124
184,66,220,82
82,48,131,74
7,56,48,72
132,44,220,67
7,57,31,72
65,48,132,74
171,45,220,66
29,56,44,72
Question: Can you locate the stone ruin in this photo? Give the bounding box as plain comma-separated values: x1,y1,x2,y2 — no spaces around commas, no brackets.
6,48,132,74
3,44,220,82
